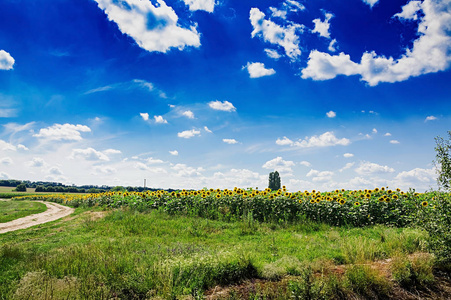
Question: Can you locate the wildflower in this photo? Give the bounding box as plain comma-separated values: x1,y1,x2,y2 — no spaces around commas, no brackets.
339,199,346,205
421,201,428,207
354,202,361,206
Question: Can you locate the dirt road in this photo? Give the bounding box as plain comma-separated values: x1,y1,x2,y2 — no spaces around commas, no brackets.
0,201,74,234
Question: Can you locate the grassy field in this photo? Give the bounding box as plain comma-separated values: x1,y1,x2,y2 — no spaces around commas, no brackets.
0,201,47,223
2,188,451,299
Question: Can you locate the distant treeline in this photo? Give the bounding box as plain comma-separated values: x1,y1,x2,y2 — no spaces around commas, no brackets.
0,179,176,193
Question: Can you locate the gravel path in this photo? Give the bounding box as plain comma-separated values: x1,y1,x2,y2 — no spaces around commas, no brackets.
0,201,74,234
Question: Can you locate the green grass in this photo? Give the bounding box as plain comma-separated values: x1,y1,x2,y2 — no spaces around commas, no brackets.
0,207,428,299
0,200,47,223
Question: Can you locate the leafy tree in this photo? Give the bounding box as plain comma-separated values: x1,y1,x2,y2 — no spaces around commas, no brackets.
434,131,451,190
14,183,27,192
268,171,281,191
112,186,126,192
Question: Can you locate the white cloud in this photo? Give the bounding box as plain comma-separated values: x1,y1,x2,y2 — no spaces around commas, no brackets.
182,0,215,13
299,160,311,167
344,153,354,158
28,157,46,167
17,144,29,151
270,7,287,19
276,136,294,146
394,167,436,189
264,48,282,59
362,0,379,8
249,7,303,59
140,113,149,121
384,132,392,136
283,0,305,12
208,100,236,112
103,149,122,155
243,62,276,78
394,1,422,20
295,131,350,148
312,12,333,39
172,163,203,177
372,128,378,134
0,157,13,165
425,115,437,122
169,150,179,156
262,156,295,173
48,167,63,175
0,172,10,179
154,115,168,124
93,166,117,175
93,0,200,53
0,140,16,151
204,126,212,133
328,39,337,52
326,110,336,118
302,0,451,86
0,50,14,70
339,162,355,172
33,124,91,141
306,169,334,182
390,140,400,144
355,161,395,175
70,148,110,161
0,108,17,118
223,138,238,144
182,110,195,119
146,157,164,164
178,129,201,138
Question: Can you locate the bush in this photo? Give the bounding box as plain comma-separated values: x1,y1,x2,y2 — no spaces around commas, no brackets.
14,184,26,192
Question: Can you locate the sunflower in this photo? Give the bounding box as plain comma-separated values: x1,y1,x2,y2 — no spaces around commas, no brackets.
421,201,428,207
269,195,275,200
354,202,361,206
310,199,316,204
299,199,303,204
216,193,221,199
339,199,346,205
392,194,398,200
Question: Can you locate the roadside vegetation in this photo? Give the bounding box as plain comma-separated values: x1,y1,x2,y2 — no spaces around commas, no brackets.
0,201,47,223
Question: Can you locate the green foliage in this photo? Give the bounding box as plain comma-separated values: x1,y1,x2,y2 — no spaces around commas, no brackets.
434,131,451,191
345,265,390,298
268,171,281,191
14,184,27,192
0,201,47,223
391,252,435,289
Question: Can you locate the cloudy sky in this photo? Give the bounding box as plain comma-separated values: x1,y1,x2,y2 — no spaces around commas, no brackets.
1,0,450,191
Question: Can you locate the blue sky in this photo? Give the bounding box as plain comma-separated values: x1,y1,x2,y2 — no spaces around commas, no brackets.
0,0,450,191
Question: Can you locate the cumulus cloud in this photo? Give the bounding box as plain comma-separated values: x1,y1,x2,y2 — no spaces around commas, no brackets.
276,136,294,146
93,0,200,53
390,140,400,144
204,126,212,133
0,157,13,165
300,161,311,167
384,132,392,136
362,0,379,8
355,161,395,175
295,131,350,148
169,150,179,156
28,157,46,167
146,157,165,164
48,167,63,175
425,115,437,122
154,115,168,124
208,100,236,112
223,138,238,144
302,0,451,86
140,113,149,121
243,62,276,78
0,140,16,151
344,153,354,158
0,50,14,70
172,163,203,177
178,129,201,138
264,48,282,59
182,0,215,13
306,169,334,182
394,167,436,189
0,172,10,179
326,110,336,118
312,12,333,39
249,7,303,59
70,148,110,161
17,144,29,151
182,110,195,119
339,162,355,172
103,149,122,155
262,156,295,173
328,39,337,52
33,124,91,141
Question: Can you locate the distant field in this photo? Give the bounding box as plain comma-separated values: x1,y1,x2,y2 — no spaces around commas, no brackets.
0,186,35,193
0,200,47,223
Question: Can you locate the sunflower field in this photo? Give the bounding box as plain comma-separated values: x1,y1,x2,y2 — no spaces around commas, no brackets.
13,186,444,228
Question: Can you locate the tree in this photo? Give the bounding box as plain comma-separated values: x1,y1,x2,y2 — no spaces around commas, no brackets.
434,131,451,190
15,183,27,192
268,171,281,191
